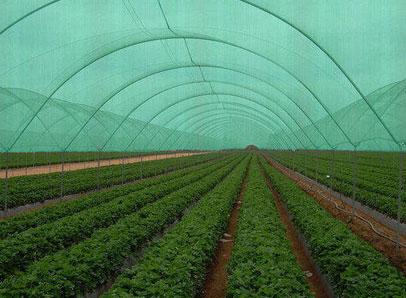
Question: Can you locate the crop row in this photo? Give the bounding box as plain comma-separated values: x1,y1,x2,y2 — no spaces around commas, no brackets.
270,151,402,193
279,150,404,174
0,152,221,209
0,154,236,239
0,154,241,280
0,151,180,169
227,156,312,297
259,155,406,297
104,154,250,297
268,151,406,220
0,154,246,296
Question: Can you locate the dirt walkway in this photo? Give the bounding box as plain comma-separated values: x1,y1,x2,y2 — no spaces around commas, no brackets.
0,152,204,178
201,168,248,297
263,153,406,273
264,172,332,298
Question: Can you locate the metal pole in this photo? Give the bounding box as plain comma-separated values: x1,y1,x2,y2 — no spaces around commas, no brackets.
396,148,404,251
48,151,51,173
121,152,125,185
315,150,319,183
349,148,358,222
25,152,28,175
304,150,307,177
140,155,143,179
329,150,335,200
97,150,101,190
3,152,9,210
60,151,65,198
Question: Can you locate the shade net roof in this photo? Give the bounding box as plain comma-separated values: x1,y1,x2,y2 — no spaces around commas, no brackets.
0,0,405,152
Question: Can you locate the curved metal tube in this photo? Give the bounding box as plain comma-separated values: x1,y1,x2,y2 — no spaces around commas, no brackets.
9,33,351,151
122,92,304,152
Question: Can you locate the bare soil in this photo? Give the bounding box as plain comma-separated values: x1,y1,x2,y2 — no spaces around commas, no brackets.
201,170,248,298
264,154,406,274
264,172,332,298
0,152,204,178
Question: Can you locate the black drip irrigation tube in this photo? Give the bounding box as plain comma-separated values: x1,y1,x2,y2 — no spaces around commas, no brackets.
268,156,406,246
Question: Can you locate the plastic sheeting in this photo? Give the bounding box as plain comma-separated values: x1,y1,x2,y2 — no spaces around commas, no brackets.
0,0,405,152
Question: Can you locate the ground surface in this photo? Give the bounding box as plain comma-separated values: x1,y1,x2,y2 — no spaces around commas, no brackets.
0,152,202,178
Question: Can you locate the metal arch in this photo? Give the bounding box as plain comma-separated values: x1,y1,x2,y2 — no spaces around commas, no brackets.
139,79,317,150
122,92,304,152
137,94,301,149
161,112,279,150
0,0,63,35
0,87,65,151
98,64,329,150
156,80,317,147
184,117,290,149
145,103,279,151
165,111,293,150
3,2,397,148
9,33,351,151
184,33,355,146
64,75,287,151
190,110,277,135
195,118,291,149
95,69,272,150
184,115,267,148
152,106,258,150
204,126,277,149
240,0,399,146
103,63,333,148
152,103,297,151
102,88,299,151
147,98,295,150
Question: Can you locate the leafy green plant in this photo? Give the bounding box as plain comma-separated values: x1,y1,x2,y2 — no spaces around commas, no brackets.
227,156,312,297
0,154,235,239
0,152,222,209
268,151,406,221
0,154,245,297
260,155,406,297
103,155,250,297
0,154,240,280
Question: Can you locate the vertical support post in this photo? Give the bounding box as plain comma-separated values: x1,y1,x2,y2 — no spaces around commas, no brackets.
60,151,65,199
25,151,28,175
121,152,124,185
3,152,9,211
396,148,404,251
349,148,358,222
140,154,143,179
315,150,319,183
48,151,51,173
154,151,158,176
97,150,101,190
33,151,35,168
303,150,307,176
329,150,335,199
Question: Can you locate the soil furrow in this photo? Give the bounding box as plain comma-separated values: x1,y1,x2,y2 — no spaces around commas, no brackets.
263,153,406,273
263,170,332,298
201,167,248,297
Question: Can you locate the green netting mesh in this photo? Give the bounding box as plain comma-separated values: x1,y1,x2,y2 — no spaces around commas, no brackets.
1,0,405,152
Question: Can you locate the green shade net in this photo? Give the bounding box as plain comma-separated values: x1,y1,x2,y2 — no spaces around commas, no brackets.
0,0,405,152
